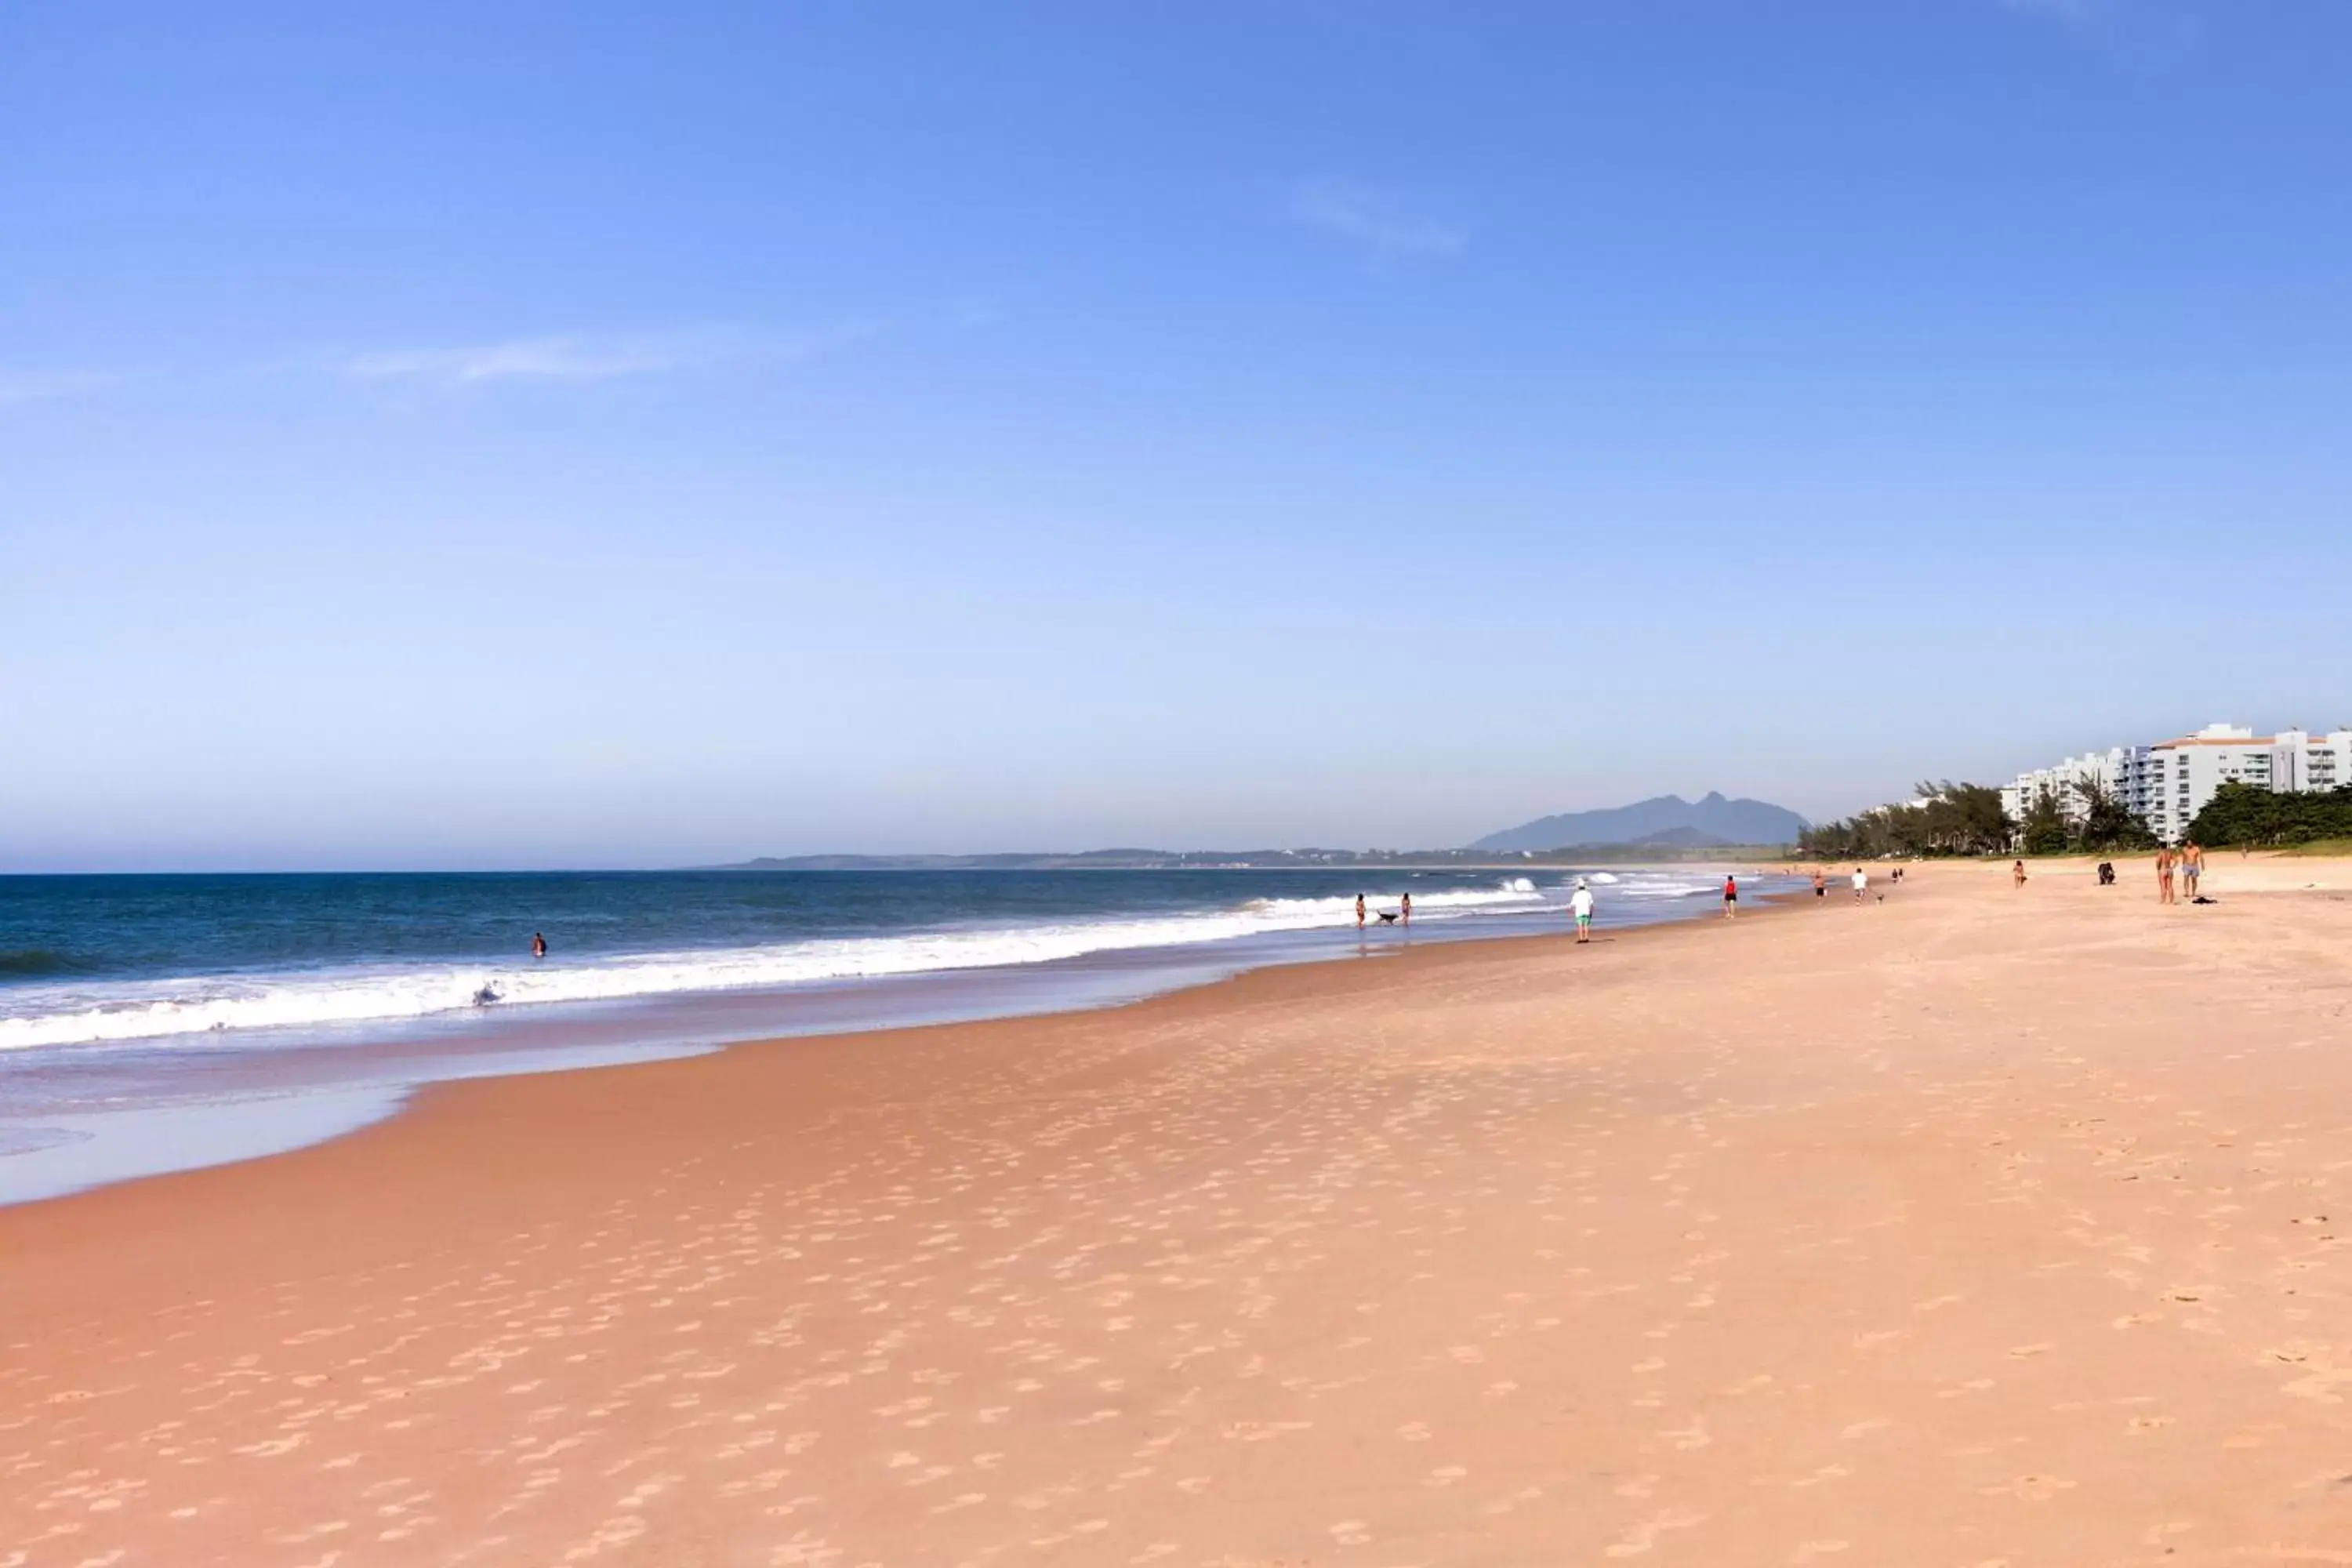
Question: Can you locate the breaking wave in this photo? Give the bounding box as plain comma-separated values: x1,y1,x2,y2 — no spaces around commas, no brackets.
0,880,1553,1051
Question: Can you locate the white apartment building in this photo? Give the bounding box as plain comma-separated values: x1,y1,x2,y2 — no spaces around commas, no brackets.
2143,724,2352,843
2007,723,2352,844
2000,745,2152,828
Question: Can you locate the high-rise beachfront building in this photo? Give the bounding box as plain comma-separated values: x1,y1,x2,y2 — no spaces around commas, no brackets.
2005,723,2352,844
2144,724,2352,842
1999,746,2152,829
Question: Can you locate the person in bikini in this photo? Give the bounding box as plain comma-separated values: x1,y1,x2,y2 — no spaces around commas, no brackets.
2157,845,2176,905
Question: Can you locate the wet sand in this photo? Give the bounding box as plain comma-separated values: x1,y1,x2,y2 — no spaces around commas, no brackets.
8,855,2352,1565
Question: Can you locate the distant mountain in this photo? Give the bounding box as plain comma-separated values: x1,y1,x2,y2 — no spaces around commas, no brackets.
1471,793,1806,852
714,851,1195,871
706,809,1804,871
1627,825,1735,848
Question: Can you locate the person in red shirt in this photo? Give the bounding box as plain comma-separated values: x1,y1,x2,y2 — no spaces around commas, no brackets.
1722,874,1737,919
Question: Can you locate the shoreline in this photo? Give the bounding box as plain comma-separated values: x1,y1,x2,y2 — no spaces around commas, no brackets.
0,873,1791,1208
0,893,1796,1334
15,858,2346,1561
0,888,1781,1218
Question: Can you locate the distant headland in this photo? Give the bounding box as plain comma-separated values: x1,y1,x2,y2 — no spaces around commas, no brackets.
708,792,1808,870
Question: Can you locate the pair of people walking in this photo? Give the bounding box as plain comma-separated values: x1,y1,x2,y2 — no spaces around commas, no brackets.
2158,840,2204,903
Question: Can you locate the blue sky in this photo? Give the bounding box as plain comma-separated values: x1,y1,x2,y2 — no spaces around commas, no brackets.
5,0,2350,869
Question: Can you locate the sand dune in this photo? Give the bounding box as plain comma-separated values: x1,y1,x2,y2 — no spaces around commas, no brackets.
8,855,2352,1565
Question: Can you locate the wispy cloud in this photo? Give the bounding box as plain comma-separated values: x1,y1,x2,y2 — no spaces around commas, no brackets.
0,368,118,407
345,327,750,387
2003,0,2106,21
341,321,890,394
1998,0,2202,69
1290,180,1465,260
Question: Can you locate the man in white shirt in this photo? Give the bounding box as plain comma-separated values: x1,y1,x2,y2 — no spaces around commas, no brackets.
1570,879,1596,943
1852,866,1869,903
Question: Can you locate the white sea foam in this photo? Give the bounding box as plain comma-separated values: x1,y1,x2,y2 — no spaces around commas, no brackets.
0,881,1553,1052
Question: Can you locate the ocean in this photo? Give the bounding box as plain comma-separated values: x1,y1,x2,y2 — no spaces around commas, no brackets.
0,866,1784,1203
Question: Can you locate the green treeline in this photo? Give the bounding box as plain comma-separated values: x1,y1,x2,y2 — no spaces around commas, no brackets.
1801,775,2352,858
2186,782,2352,847
1797,782,2013,858
1798,775,2161,858
2016,774,2157,855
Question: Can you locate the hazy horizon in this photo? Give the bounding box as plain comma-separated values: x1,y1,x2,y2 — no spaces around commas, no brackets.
8,2,2350,873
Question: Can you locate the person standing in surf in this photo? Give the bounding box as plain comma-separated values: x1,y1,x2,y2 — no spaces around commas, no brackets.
1356,894,1367,931
532,931,547,960
1399,892,1412,926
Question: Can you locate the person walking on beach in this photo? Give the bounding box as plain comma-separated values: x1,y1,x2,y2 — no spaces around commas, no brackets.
2157,845,2177,905
1356,893,1367,931
2013,859,2027,890
2182,840,2204,900
1813,868,1827,900
1722,874,1737,919
1570,878,1595,943
532,931,547,960
1400,891,1412,926
1852,866,1868,902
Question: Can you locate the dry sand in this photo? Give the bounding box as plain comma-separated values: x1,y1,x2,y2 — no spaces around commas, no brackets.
8,855,2352,1566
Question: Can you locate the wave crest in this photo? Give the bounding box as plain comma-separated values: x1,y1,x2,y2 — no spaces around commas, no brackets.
0,882,1551,1051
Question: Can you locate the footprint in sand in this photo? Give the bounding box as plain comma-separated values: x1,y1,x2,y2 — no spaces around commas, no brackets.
1605,1510,1703,1557
1980,1475,2075,1502
1661,1418,1712,1450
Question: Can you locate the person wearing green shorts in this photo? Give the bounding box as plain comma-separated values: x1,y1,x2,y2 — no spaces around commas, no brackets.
1570,878,1595,943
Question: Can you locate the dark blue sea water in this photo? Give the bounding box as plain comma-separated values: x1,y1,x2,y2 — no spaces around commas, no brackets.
0,866,1778,1203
